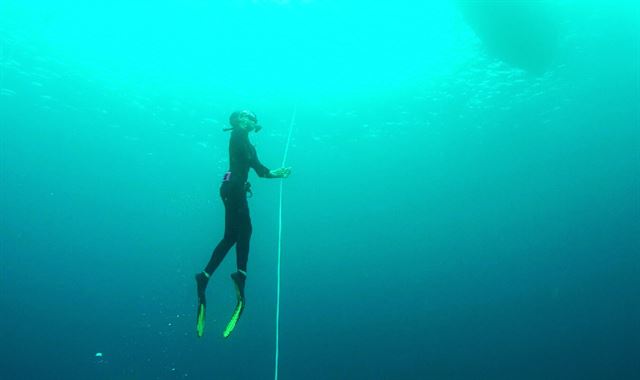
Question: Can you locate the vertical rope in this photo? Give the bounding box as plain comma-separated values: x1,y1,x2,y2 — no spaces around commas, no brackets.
275,106,296,380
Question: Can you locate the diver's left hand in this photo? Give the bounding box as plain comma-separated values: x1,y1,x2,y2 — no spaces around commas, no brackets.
270,167,292,178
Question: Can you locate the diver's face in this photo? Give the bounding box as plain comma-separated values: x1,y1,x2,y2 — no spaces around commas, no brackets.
238,113,258,132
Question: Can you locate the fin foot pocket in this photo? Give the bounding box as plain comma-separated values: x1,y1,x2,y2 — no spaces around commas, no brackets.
230,271,246,301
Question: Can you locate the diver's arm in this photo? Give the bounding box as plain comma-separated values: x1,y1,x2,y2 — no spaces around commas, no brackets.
250,145,291,178
254,163,292,178
254,162,277,178
249,145,277,178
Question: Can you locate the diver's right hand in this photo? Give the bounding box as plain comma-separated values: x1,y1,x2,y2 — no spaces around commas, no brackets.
270,167,292,178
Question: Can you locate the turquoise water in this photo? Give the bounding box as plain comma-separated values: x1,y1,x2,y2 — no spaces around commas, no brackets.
1,1,638,379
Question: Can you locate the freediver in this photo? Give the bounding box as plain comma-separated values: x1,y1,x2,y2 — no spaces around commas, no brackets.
195,110,292,338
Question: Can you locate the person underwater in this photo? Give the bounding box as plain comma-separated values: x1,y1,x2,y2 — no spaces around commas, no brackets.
196,110,292,338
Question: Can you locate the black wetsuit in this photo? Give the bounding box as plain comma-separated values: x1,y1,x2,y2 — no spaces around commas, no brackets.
204,128,274,276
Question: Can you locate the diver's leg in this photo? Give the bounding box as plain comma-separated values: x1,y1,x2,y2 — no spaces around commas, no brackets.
197,225,236,300
235,211,252,275
203,235,236,276
223,208,250,338
198,188,240,295
195,188,241,337
233,203,251,300
202,187,242,277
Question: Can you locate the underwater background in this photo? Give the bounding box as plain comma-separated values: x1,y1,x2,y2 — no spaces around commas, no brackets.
1,1,638,379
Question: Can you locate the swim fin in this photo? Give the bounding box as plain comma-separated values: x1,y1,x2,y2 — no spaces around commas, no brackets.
223,271,246,338
195,272,209,337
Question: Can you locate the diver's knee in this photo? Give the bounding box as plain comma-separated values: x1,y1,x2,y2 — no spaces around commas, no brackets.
222,234,238,246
